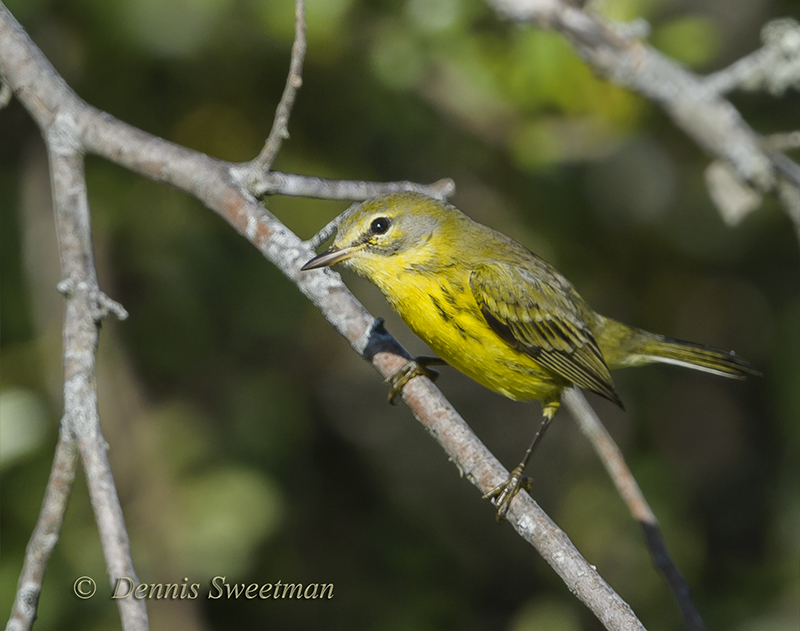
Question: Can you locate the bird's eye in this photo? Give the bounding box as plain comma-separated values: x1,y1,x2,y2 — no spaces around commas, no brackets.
370,217,391,235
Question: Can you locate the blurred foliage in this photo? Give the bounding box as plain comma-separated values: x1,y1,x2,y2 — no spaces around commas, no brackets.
1,0,799,630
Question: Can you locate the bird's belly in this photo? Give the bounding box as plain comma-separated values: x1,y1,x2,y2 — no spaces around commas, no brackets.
386,281,562,402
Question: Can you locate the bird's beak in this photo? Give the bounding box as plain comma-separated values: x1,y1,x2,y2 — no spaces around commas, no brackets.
301,246,356,270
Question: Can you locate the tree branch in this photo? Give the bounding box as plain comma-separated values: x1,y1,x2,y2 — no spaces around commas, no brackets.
563,389,706,631
5,435,77,631
245,170,456,201
484,0,800,243
386,364,647,631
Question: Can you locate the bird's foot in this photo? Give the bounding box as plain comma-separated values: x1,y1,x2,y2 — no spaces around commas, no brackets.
386,357,442,405
482,465,533,521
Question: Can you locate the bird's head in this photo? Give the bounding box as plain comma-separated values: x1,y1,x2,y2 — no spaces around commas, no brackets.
302,192,463,277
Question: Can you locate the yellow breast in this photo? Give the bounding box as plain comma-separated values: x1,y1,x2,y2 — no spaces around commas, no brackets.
367,263,563,403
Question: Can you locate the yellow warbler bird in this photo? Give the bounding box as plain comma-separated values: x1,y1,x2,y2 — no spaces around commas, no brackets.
302,192,757,517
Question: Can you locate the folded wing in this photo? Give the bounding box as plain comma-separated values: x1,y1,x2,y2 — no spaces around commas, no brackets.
470,263,622,407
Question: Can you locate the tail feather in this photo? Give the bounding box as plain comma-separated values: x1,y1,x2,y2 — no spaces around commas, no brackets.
596,317,760,378
639,336,760,379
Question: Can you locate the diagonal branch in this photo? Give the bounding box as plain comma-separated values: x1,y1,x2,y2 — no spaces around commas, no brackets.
563,389,706,631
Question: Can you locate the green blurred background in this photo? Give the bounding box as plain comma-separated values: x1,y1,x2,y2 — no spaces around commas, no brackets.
1,0,798,629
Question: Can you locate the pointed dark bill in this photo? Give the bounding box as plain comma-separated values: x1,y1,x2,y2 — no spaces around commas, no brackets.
301,246,356,270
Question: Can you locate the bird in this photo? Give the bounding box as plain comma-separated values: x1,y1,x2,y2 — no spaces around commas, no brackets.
302,192,758,518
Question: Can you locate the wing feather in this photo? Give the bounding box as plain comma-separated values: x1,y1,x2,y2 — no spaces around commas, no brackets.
470,263,622,407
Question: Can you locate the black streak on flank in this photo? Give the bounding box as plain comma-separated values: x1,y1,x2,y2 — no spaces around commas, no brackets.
431,296,452,323
440,284,461,308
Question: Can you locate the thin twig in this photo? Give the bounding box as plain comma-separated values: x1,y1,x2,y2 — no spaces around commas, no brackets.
239,169,456,201
769,149,800,191
563,389,706,631
703,46,774,96
306,201,359,249
764,131,800,152
703,18,800,97
5,435,77,631
251,0,306,171
47,127,146,631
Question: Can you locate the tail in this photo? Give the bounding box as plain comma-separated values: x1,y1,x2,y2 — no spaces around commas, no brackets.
634,336,760,378
596,318,760,379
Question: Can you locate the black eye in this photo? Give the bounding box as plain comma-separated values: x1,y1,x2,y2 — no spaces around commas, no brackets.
370,217,391,235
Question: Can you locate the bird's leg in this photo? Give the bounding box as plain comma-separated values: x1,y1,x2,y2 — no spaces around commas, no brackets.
386,356,447,404
484,400,561,520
